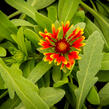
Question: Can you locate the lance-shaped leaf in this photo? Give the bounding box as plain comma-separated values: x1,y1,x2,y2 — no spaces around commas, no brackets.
97,70,109,82
0,95,21,109
101,53,109,70
81,2,109,50
28,61,53,83
85,17,108,49
11,19,34,27
35,11,53,31
0,11,17,41
75,31,104,109
0,59,49,109
11,27,27,56
99,82,109,106
39,87,65,107
0,47,6,57
24,28,40,48
47,5,57,22
58,0,81,23
87,86,100,105
5,0,36,20
27,0,55,10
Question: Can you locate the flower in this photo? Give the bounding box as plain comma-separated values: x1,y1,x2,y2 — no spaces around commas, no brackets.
39,21,85,69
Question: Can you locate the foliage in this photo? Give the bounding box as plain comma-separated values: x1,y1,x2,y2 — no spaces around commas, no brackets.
0,0,109,109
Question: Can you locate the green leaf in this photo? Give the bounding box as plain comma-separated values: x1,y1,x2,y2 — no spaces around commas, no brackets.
22,60,35,78
24,28,40,48
39,87,65,107
0,41,17,55
101,53,109,70
0,74,5,89
35,11,53,31
15,103,26,109
43,71,51,87
87,86,100,105
34,25,43,34
5,0,36,20
58,0,81,23
38,77,45,88
37,71,51,88
47,5,57,22
0,95,21,109
75,31,104,109
11,27,27,56
99,82,109,106
95,17,109,50
0,59,49,109
81,1,109,50
11,19,34,27
97,70,109,82
0,11,17,41
96,0,109,16
28,61,53,83
53,77,68,88
27,0,55,10
0,47,6,57
25,39,32,54
71,10,85,24
96,1,109,17
85,17,108,49
52,66,62,83
64,83,77,109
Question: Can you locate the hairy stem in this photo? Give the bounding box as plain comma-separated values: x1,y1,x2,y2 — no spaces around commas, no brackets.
0,90,8,99
89,0,97,12
8,11,21,19
80,1,109,26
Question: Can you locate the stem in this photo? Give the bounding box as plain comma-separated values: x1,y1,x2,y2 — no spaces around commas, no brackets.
89,0,97,12
64,101,69,109
80,1,109,26
0,90,8,99
69,75,73,84
8,11,21,19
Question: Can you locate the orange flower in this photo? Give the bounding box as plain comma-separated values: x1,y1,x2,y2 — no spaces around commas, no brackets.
39,21,85,69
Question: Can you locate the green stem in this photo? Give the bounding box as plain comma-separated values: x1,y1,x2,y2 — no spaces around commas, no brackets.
8,11,21,19
69,75,73,84
80,1,109,26
0,90,8,99
64,101,69,109
89,0,97,12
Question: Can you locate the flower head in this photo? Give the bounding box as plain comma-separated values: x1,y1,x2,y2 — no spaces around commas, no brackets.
39,21,85,69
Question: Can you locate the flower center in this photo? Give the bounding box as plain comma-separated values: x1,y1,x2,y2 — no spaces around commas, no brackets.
55,39,70,54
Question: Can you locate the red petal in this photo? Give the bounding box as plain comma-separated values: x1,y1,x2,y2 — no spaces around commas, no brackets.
68,51,80,60
52,24,60,39
55,55,67,65
62,21,70,38
72,36,85,49
65,63,71,69
68,28,84,42
68,28,77,39
61,63,64,69
44,53,54,63
41,41,53,49
60,56,67,64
